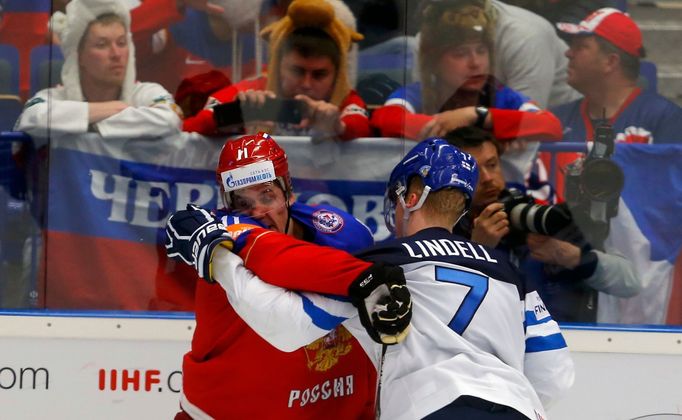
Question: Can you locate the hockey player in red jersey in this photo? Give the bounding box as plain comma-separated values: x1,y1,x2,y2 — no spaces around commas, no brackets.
182,0,371,141
165,132,411,419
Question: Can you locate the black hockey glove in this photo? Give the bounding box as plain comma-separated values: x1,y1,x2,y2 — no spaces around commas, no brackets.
348,262,412,345
165,204,234,283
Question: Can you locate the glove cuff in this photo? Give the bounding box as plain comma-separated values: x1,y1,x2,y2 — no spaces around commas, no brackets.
200,235,233,282
348,262,386,302
348,262,405,302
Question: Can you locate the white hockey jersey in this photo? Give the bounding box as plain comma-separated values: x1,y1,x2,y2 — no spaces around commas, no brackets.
213,226,574,419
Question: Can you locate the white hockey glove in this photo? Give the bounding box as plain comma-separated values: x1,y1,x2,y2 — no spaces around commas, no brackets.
348,262,412,345
165,204,234,282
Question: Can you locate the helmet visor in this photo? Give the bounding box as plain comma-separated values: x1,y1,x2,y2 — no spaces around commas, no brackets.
383,182,405,235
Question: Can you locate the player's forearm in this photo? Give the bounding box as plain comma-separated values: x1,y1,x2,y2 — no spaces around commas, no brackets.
523,290,574,406
524,349,575,408
213,247,355,351
239,230,372,295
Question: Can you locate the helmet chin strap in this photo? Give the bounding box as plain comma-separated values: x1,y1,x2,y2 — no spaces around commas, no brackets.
277,177,293,236
453,209,468,230
398,186,431,237
284,199,292,235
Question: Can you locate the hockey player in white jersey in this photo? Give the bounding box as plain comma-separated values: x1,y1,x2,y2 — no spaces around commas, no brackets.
166,138,574,419
355,138,574,419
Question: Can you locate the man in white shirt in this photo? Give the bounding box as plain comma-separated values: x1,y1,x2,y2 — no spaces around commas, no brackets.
16,0,181,139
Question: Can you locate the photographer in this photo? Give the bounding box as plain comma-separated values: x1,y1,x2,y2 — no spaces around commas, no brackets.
182,0,371,141
447,126,640,322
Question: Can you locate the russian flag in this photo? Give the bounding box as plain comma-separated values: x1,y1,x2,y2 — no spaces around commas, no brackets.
598,144,682,324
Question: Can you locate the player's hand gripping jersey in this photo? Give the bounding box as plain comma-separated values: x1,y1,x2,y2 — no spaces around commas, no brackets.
167,203,391,420
207,225,574,420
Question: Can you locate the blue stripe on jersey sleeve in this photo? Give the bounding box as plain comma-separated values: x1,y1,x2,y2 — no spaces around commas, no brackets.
300,294,348,331
525,333,567,353
525,310,552,327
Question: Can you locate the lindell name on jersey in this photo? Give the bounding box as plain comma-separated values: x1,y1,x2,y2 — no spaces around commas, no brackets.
402,239,498,263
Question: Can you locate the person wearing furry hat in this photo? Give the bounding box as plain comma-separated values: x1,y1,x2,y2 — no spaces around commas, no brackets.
16,0,181,139
371,0,563,180
183,0,371,142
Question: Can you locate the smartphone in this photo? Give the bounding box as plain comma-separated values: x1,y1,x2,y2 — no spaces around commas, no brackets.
213,97,305,128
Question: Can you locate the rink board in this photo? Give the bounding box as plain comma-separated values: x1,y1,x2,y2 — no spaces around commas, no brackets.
0,313,681,419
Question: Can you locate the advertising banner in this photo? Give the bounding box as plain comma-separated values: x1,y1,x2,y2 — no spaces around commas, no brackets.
1,317,681,420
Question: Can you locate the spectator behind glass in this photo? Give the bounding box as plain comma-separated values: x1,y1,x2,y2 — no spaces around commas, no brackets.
15,0,182,139
447,126,641,322
406,0,580,109
51,0,229,95
182,0,371,142
547,8,682,195
370,1,563,186
553,8,682,145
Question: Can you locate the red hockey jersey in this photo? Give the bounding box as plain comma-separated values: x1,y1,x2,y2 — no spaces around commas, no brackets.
181,217,378,419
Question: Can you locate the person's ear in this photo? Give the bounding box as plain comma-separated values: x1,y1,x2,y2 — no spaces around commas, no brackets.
603,52,620,74
404,191,419,209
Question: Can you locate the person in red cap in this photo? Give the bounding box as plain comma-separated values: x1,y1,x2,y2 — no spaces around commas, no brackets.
545,7,682,196
551,7,682,146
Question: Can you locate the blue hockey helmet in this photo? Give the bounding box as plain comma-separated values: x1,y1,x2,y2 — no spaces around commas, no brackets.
384,137,479,233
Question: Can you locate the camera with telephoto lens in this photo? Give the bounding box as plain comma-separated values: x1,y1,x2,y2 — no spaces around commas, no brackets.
498,188,573,239
564,120,624,247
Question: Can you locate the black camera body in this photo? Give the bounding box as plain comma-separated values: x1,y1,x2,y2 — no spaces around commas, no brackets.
564,120,624,248
498,188,573,241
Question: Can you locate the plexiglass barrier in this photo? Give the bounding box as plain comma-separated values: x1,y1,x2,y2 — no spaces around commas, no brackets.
1,0,681,328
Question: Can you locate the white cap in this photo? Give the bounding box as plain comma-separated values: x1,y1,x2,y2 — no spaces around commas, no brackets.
51,0,136,102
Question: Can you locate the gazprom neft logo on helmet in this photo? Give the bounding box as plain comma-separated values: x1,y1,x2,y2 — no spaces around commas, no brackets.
221,161,276,192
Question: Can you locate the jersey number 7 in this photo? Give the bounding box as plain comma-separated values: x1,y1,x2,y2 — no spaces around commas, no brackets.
436,266,489,335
